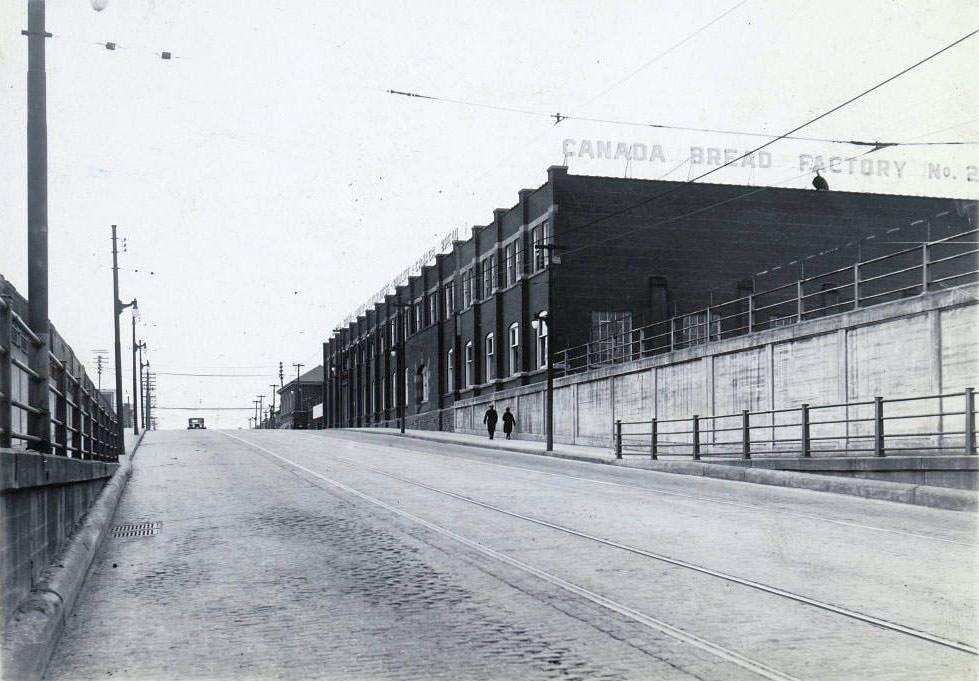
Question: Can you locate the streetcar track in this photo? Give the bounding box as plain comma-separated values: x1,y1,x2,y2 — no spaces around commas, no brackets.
325,451,979,656
223,432,805,681
298,430,977,547
231,432,978,657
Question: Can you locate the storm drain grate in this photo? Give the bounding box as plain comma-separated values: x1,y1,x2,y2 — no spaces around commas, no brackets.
111,522,162,538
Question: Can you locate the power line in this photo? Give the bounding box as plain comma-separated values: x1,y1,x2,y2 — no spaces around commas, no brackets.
382,88,974,148
154,407,254,411
556,27,979,256
576,0,750,108
155,372,269,377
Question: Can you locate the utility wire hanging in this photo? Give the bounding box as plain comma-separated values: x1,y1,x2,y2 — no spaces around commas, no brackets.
551,26,979,254
382,88,975,148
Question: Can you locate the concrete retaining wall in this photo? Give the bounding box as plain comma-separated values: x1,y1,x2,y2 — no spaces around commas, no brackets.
449,287,978,456
0,451,117,627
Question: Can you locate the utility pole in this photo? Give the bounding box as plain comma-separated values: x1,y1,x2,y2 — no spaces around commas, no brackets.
252,399,260,428
278,361,284,388
269,384,277,429
292,363,304,421
112,225,136,453
137,344,147,428
256,395,264,428
144,369,155,430
25,0,51,454
95,353,106,393
130,306,139,435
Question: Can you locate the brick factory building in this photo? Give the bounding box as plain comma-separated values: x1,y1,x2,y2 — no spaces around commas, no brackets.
323,166,974,430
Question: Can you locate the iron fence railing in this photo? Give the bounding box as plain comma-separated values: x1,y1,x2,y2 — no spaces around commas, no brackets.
0,294,120,461
613,388,977,459
555,228,978,377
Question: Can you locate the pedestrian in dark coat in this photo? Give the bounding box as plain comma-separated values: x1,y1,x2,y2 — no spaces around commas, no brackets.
502,407,515,439
483,405,498,440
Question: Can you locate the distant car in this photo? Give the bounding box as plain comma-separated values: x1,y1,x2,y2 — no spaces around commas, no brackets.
187,418,206,430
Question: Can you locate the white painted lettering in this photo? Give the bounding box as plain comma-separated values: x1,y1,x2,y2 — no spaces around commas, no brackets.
706,147,721,165
860,159,874,175
596,140,613,159
578,139,594,159
650,145,666,162
614,142,631,160
631,143,648,161
724,148,739,163
562,138,576,158
829,157,842,173
893,161,906,178
690,146,704,164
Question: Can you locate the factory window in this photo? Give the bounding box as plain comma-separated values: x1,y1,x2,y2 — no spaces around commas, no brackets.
505,242,521,285
508,323,520,376
414,301,423,333
590,312,633,363
485,333,495,382
463,268,474,307
446,348,454,393
444,283,455,317
483,254,497,296
531,222,550,272
465,341,474,387
429,292,438,325
536,317,548,369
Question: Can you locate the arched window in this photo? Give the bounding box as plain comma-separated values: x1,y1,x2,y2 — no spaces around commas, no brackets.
465,341,474,387
508,323,520,376
485,333,495,382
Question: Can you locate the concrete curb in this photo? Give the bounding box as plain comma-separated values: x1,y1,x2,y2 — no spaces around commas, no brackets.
354,429,619,466
352,429,977,512
1,432,144,681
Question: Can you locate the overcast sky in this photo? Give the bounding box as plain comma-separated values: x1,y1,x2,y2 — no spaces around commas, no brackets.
1,1,977,429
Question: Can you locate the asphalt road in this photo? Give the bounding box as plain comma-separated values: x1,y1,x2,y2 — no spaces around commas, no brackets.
45,429,977,681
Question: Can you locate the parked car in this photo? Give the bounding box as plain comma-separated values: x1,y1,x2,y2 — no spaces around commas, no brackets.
187,417,206,430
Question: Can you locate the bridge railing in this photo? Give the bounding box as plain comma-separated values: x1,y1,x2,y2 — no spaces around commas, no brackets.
555,228,978,378
0,294,120,461
613,388,977,460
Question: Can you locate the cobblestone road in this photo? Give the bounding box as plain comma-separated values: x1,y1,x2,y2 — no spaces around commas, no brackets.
45,430,977,681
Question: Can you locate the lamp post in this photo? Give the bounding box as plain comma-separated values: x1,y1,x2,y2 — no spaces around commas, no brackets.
130,306,140,435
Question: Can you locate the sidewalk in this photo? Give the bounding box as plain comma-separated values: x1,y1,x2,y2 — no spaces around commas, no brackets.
348,428,617,465
346,427,977,512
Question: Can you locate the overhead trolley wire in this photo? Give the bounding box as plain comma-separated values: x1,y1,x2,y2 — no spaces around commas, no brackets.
554,27,979,256
575,0,750,108
382,88,974,149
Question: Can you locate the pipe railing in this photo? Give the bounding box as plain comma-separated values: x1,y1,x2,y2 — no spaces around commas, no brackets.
613,388,977,459
0,294,120,461
556,228,978,378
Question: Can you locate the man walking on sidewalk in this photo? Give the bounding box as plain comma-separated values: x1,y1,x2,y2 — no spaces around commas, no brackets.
502,407,515,439
483,404,498,440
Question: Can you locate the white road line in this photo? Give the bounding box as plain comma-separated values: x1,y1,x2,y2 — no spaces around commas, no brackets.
223,431,805,681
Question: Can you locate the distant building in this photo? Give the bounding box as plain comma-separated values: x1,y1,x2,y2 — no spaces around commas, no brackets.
324,167,975,430
277,366,323,429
